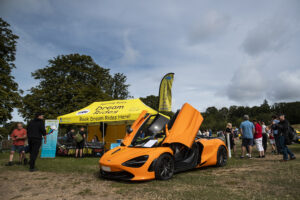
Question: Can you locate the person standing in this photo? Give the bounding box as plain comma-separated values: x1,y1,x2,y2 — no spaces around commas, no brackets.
271,115,281,154
275,114,296,161
261,122,268,153
66,128,75,143
253,120,265,158
267,126,276,154
6,123,27,166
75,127,86,158
225,123,236,154
27,113,47,172
240,115,255,159
209,129,212,137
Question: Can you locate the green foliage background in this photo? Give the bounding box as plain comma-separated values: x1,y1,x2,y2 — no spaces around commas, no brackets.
0,18,22,123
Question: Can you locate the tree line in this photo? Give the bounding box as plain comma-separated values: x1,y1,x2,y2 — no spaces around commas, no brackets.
140,96,300,131
200,100,300,131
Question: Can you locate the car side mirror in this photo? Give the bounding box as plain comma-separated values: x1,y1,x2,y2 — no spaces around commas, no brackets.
127,127,133,134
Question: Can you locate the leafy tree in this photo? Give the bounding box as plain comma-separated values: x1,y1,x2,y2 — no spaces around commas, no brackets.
205,107,218,115
272,102,300,124
110,73,130,99
20,54,130,120
260,99,271,113
0,18,21,123
140,95,159,110
0,121,22,137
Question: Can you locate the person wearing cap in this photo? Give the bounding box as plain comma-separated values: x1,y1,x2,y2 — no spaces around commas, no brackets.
27,113,47,172
273,114,296,161
239,115,255,159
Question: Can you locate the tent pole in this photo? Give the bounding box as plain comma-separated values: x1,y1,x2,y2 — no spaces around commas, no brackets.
86,125,88,141
102,122,105,152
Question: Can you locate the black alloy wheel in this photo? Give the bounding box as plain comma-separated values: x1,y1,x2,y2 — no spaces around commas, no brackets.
155,153,174,180
216,145,228,167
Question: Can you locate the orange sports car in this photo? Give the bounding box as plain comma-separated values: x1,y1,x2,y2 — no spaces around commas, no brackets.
99,103,228,181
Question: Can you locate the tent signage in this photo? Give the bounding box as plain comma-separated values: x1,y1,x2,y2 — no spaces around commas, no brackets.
76,109,90,115
79,114,131,122
94,105,125,115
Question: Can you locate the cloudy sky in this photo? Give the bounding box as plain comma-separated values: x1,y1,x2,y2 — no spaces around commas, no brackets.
1,0,300,121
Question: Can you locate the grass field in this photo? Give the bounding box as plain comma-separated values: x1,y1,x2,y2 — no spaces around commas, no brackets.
1,143,300,200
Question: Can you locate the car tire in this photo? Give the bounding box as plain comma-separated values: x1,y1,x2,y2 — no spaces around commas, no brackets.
154,153,174,180
216,145,227,167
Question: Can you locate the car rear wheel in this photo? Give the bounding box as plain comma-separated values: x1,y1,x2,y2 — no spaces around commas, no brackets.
155,153,174,180
216,145,227,167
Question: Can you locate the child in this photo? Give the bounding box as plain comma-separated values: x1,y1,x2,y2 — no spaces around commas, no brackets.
267,127,276,154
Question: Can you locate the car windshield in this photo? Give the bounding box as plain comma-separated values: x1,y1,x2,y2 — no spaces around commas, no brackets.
130,114,169,148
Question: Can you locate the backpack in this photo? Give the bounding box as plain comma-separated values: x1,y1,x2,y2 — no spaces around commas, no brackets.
288,126,296,140
74,133,83,143
286,126,296,145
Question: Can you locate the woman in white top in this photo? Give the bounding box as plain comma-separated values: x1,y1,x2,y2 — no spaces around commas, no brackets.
261,122,268,153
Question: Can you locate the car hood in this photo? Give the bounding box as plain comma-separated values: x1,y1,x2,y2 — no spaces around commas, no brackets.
100,146,153,165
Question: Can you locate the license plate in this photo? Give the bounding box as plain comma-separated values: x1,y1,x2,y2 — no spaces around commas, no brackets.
101,166,111,172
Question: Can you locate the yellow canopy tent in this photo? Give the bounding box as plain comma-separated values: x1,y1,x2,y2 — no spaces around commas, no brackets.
57,99,165,149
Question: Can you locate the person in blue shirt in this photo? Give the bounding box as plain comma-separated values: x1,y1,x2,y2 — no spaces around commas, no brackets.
240,115,255,158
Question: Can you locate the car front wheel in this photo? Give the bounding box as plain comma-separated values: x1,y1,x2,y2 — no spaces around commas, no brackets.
155,153,174,180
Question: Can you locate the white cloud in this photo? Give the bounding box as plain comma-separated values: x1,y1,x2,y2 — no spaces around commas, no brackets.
226,61,267,102
188,11,231,44
242,18,291,56
118,30,140,66
268,70,300,101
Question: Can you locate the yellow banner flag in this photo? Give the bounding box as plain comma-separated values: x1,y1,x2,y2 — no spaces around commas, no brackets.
158,73,174,112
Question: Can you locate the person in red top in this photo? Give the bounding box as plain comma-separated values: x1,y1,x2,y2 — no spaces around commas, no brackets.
253,120,265,158
6,123,27,166
267,126,276,154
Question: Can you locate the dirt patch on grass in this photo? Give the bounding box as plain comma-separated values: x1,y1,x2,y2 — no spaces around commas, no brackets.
0,170,118,200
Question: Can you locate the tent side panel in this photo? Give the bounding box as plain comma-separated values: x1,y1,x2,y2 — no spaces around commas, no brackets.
87,126,102,142
87,124,126,149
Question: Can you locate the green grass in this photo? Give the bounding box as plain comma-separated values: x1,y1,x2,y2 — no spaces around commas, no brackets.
0,153,100,174
1,144,300,200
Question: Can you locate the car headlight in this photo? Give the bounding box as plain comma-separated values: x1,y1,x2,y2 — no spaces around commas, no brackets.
122,155,149,168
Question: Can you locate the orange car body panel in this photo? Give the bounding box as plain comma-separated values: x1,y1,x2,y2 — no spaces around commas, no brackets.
195,138,227,167
100,146,173,181
163,103,204,148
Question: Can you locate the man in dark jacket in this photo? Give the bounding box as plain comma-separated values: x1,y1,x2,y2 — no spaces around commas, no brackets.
274,114,296,161
27,113,47,171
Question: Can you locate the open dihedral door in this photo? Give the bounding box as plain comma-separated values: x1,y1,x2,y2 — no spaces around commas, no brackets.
163,103,203,148
122,111,151,146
